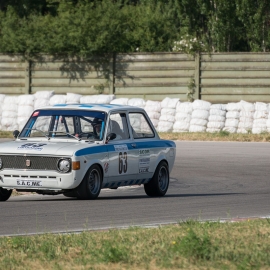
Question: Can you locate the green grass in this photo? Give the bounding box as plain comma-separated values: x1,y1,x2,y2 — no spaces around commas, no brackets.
0,219,269,270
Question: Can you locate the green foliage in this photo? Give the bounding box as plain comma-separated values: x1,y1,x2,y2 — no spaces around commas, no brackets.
187,78,196,102
172,229,215,261
218,130,230,137
1,220,270,269
101,240,129,263
0,0,55,17
0,0,269,55
236,0,270,52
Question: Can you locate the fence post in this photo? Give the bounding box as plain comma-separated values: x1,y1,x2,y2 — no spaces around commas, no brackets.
25,60,31,94
110,52,116,95
194,53,200,100
108,53,115,95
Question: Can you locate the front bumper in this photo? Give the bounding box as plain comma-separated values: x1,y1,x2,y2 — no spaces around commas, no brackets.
0,169,79,191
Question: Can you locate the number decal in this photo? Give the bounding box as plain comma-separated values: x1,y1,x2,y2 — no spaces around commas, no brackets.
118,152,122,174
123,152,127,173
119,152,128,174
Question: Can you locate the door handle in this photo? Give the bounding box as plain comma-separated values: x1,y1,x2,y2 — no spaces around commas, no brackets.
131,143,136,148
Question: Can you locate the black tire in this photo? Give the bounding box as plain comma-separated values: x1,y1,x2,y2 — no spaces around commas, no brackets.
144,161,169,197
0,187,12,201
63,190,77,198
76,164,102,200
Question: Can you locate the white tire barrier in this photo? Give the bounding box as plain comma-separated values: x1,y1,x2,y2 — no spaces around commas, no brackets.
0,92,270,135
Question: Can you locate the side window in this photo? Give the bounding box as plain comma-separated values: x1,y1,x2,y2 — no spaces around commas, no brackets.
129,113,154,139
107,113,130,141
80,118,94,133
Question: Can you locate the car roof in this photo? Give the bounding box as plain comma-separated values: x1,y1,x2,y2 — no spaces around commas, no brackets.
36,103,144,113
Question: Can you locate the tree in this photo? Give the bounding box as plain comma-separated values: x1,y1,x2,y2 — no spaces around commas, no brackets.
236,0,270,51
0,0,56,16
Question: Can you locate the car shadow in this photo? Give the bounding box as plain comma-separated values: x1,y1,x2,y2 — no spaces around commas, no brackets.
9,192,244,202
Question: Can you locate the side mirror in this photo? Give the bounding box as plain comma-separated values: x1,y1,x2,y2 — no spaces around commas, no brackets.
13,130,20,138
106,133,116,143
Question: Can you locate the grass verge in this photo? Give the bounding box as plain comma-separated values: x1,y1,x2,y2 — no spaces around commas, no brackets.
0,219,269,270
0,131,13,138
2,130,270,142
159,131,270,142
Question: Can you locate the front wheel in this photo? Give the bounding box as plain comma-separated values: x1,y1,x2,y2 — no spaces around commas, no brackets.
144,161,169,197
76,165,102,200
0,188,12,201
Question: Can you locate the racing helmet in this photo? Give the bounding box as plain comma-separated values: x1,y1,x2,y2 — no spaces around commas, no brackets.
92,118,103,138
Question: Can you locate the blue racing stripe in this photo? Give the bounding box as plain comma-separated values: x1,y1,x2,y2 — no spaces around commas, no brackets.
54,104,68,107
75,140,175,156
134,140,176,149
79,104,94,108
75,145,108,156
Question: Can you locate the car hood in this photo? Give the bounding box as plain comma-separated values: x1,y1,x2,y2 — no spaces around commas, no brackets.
0,140,99,157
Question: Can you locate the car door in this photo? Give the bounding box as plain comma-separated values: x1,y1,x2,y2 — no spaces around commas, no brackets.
105,112,138,187
128,111,157,182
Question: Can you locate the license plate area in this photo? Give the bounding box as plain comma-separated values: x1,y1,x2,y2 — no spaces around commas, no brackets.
16,179,43,187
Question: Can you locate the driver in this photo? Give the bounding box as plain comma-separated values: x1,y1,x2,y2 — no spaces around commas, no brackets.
91,118,103,140
93,122,102,138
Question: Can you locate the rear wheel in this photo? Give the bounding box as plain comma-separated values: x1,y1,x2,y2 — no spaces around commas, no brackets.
0,188,12,201
144,161,169,197
76,165,102,200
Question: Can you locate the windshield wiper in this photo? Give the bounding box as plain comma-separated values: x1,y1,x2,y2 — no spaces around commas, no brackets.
50,131,81,141
24,128,50,139
24,128,81,141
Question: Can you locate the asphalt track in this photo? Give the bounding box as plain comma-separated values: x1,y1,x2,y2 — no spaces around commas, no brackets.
1,141,270,236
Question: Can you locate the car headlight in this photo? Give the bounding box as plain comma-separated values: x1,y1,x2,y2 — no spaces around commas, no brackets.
57,158,71,173
0,158,2,169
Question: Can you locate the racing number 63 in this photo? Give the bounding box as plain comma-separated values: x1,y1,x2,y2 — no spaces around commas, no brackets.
119,152,128,174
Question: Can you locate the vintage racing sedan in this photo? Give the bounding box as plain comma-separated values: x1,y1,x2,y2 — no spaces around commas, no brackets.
0,104,176,201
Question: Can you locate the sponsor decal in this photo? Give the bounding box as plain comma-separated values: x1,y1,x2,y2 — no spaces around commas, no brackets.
119,152,128,174
114,144,128,152
139,168,149,173
139,157,150,174
139,157,150,167
104,162,109,173
139,149,150,155
17,143,47,151
16,180,42,187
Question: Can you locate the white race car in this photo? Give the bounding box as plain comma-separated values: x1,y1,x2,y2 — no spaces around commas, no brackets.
0,104,176,201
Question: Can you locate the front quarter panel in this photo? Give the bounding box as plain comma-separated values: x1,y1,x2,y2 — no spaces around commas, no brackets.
74,144,109,187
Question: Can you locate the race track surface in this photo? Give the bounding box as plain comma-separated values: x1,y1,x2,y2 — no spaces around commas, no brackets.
1,141,270,236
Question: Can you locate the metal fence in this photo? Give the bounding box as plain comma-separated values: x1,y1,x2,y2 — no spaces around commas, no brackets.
0,52,270,103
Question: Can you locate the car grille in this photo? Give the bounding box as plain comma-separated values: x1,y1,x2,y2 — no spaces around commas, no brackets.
0,155,63,171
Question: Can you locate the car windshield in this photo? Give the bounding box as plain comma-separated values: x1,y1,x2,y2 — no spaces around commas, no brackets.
19,109,107,141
